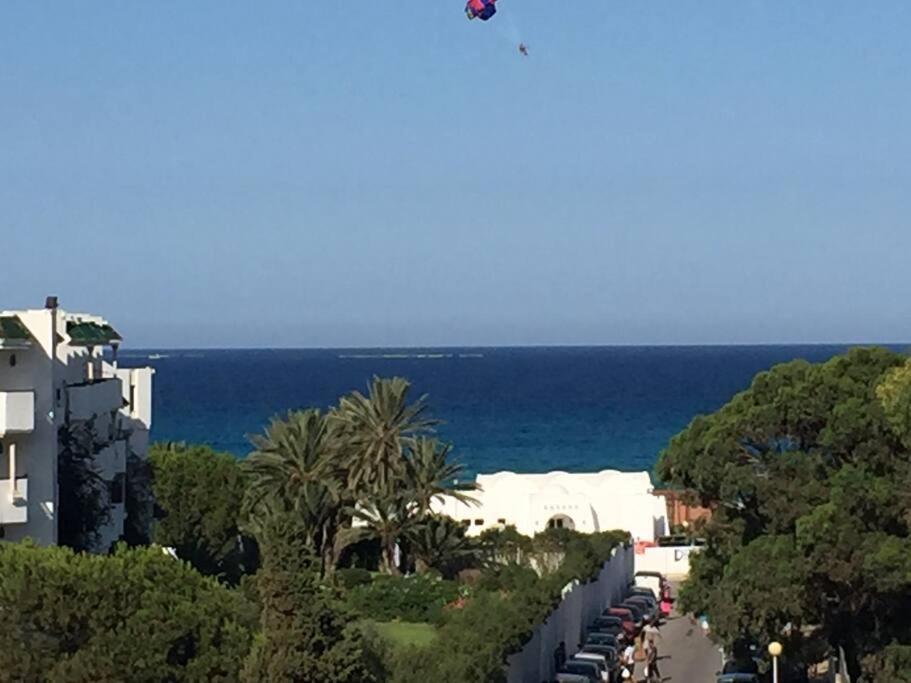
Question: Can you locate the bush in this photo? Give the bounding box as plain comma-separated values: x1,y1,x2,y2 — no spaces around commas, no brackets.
476,562,539,593
0,542,253,682
337,567,373,590
388,530,631,682
149,443,256,584
347,573,460,623
242,521,382,683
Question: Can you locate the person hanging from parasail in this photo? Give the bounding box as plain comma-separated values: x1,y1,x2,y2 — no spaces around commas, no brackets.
465,0,497,21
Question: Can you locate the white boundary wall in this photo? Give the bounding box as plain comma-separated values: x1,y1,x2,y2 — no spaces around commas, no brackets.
506,544,634,683
634,545,699,579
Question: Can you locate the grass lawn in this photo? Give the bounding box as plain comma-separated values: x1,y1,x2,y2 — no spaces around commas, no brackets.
370,620,437,648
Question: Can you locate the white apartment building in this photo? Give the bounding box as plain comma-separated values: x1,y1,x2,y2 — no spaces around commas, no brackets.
0,297,153,550
432,469,669,542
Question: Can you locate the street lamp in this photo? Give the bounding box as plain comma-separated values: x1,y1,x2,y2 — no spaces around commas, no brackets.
768,641,783,683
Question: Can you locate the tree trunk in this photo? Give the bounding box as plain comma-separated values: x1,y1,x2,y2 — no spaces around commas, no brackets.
383,537,400,576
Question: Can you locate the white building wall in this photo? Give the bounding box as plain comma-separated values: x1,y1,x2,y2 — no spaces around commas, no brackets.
0,305,153,549
0,309,59,544
635,544,699,579
433,470,669,542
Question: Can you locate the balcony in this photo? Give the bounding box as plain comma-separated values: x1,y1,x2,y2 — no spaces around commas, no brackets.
67,379,123,421
0,477,27,525
0,391,35,436
95,442,126,479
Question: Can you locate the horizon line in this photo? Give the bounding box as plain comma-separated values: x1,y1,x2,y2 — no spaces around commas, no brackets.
118,340,911,352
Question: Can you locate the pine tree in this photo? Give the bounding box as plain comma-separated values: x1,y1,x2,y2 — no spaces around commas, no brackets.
242,519,383,683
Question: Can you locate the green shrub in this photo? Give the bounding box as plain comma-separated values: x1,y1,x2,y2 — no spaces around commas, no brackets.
476,562,539,593
337,567,373,590
0,541,253,682
391,530,631,682
347,573,460,623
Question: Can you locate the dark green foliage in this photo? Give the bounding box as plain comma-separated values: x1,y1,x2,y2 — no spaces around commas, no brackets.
863,644,911,683
123,451,153,545
242,520,381,683
347,573,460,623
658,347,911,679
150,442,256,584
478,525,534,566
57,422,111,551
0,542,253,682
476,562,540,593
337,567,373,590
405,514,476,577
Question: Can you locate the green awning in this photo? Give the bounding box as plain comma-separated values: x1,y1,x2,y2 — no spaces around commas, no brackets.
66,321,122,346
0,316,32,348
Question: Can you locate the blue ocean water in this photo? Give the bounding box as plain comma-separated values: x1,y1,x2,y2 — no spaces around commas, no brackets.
121,345,901,477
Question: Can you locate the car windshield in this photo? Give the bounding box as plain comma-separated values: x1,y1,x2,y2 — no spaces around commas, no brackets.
587,635,618,645
564,662,596,675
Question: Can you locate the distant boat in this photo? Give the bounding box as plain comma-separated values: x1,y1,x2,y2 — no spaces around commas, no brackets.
148,353,169,360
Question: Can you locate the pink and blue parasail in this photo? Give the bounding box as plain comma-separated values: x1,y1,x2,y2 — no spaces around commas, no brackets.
465,0,497,21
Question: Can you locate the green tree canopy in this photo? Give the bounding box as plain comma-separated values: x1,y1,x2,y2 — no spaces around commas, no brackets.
242,518,382,683
657,347,911,678
149,442,255,584
0,542,253,683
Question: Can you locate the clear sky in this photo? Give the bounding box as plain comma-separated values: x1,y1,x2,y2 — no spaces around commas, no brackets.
2,2,910,348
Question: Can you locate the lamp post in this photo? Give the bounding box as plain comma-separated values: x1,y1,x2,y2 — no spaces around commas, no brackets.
768,641,783,683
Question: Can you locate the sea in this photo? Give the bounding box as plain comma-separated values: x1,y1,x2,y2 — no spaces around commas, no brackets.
119,345,905,478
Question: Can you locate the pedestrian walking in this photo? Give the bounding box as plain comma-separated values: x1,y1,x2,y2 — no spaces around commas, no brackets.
621,641,636,680
644,637,661,682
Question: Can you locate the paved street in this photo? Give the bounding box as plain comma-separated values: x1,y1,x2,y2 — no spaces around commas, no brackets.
630,612,722,683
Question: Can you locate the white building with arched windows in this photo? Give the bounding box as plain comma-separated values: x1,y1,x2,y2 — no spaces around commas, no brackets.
431,469,669,542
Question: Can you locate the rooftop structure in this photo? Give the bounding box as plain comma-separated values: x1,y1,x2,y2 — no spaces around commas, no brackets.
0,298,153,549
432,469,669,542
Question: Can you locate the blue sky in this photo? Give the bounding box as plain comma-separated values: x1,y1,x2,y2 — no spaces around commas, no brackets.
2,1,910,348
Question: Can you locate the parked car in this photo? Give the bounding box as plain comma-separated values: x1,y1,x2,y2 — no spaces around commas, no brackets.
623,595,658,623
604,607,639,635
557,659,601,683
627,586,657,601
572,653,612,682
627,593,659,617
589,616,623,631
585,633,620,649
618,601,647,627
580,646,619,682
554,673,591,683
633,571,666,597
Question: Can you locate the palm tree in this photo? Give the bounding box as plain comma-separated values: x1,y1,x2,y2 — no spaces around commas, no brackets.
406,437,478,515
331,376,438,496
406,514,476,576
352,493,418,575
242,409,350,576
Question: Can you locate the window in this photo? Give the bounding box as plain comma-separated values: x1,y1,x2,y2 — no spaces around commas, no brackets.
497,518,507,525
461,519,471,527
474,519,484,526
8,354,16,367
128,383,135,412
110,473,126,505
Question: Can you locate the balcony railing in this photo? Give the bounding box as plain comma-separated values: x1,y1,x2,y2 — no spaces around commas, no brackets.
0,391,35,436
0,477,27,525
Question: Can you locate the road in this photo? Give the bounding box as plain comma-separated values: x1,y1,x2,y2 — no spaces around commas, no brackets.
631,611,722,683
